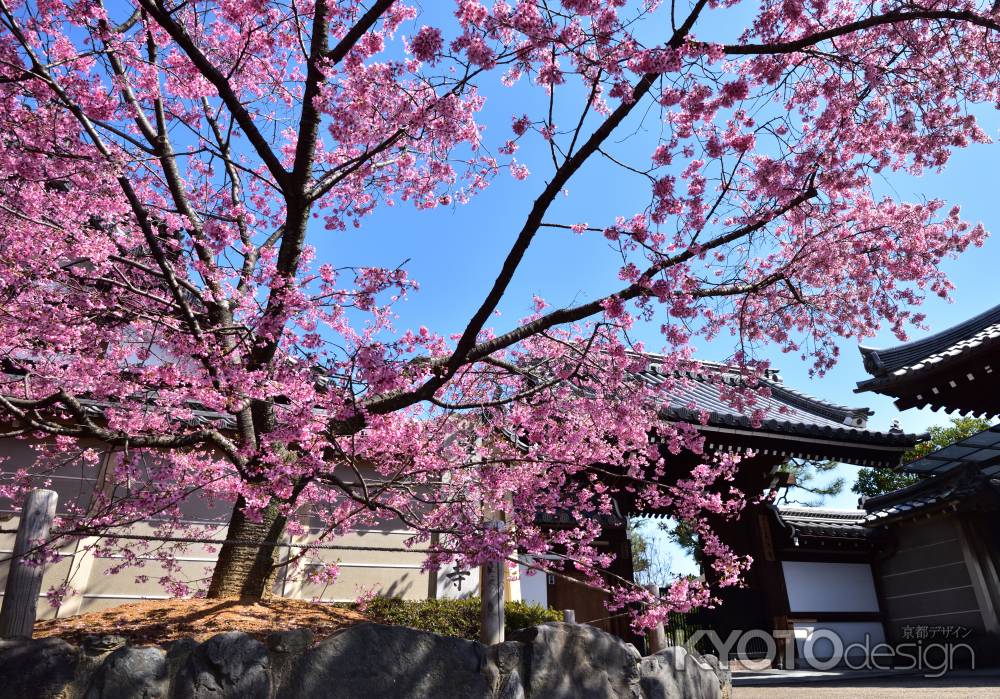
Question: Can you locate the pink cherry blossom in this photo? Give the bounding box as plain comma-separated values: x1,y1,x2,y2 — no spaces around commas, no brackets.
0,0,995,625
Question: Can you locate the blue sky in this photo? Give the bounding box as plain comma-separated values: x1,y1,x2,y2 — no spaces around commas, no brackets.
626,127,1000,576
320,3,1000,576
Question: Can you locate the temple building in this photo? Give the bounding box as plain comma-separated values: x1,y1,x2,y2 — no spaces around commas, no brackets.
745,302,1000,668
758,432,1000,668
760,505,888,667
857,303,1000,416
0,356,920,644
525,359,920,646
8,325,989,664
851,303,1000,664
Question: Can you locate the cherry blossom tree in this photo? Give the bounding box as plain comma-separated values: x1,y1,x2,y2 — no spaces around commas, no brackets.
0,0,996,624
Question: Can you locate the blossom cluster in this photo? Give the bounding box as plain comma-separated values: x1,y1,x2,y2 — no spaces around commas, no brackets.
0,0,995,624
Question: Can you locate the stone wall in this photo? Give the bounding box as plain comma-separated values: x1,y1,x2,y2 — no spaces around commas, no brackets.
0,622,730,699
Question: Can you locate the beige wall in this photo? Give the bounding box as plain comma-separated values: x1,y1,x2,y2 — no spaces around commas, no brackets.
0,438,443,618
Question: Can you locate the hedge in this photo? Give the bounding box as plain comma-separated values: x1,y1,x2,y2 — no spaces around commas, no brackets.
342,597,561,641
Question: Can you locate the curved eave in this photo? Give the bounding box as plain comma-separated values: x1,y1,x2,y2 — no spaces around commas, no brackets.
854,338,1000,418
765,380,873,422
864,493,973,527
769,506,887,549
858,304,1000,376
857,334,1000,391
657,408,921,468
660,406,920,447
857,304,1000,390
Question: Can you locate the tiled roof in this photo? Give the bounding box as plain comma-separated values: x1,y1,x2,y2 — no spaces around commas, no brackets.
899,424,1000,477
634,359,918,447
862,463,1000,525
4,358,918,455
75,396,238,430
856,304,1000,390
774,506,872,539
1,369,240,431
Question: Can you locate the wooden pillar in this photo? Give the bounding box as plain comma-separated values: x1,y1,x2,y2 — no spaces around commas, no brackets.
959,519,1000,633
505,559,521,603
426,531,443,600
0,489,58,638
480,520,506,645
645,583,666,654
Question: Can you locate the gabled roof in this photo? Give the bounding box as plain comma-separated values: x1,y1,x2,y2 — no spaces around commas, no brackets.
635,359,918,453
861,425,1000,525
855,304,1000,415
862,462,1000,525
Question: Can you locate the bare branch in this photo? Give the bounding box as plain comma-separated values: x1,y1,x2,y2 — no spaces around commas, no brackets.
723,9,1000,56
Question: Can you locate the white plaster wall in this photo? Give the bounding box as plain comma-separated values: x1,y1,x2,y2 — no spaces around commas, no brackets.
792,621,887,668
782,561,880,613
518,564,548,607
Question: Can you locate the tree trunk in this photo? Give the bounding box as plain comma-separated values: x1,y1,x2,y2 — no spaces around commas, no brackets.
0,489,58,638
207,495,287,599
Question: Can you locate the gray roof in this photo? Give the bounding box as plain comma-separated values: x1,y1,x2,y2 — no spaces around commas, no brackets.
635,359,917,448
856,304,1000,390
4,358,917,457
900,424,1000,477
76,396,238,430
775,506,872,540
862,463,1000,525
0,370,241,432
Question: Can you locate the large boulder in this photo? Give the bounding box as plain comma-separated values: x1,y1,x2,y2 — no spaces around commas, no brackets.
278,622,496,699
165,637,199,681
268,628,313,691
76,635,129,689
84,645,169,699
638,647,723,699
0,637,79,699
173,632,270,699
5,621,731,699
81,635,128,657
486,640,526,699
510,622,642,699
698,654,731,699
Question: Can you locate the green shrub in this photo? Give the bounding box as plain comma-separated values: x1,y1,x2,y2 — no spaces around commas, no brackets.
341,597,561,640
504,600,563,633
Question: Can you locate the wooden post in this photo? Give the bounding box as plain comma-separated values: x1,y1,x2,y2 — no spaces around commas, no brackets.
645,583,666,654
0,489,58,638
562,609,576,624
480,520,506,645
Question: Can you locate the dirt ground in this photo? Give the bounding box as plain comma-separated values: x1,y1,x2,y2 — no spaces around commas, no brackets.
32,597,366,646
734,675,1000,698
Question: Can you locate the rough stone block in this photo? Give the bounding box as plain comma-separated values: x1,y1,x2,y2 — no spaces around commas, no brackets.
0,637,79,699
638,646,722,699
174,632,270,699
510,622,643,699
280,622,492,699
85,645,168,699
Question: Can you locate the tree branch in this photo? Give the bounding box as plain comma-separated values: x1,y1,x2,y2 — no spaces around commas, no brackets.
442,0,711,380
358,182,817,419
133,0,290,188
324,0,396,63
722,9,1000,56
